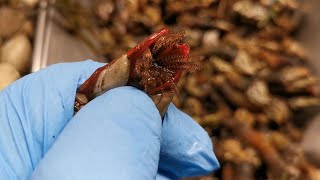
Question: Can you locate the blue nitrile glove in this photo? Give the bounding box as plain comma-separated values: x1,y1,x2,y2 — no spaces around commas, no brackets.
0,60,219,180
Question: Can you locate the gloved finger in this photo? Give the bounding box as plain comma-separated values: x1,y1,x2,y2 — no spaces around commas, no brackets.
156,170,178,180
31,87,162,180
156,174,172,180
159,103,219,178
0,60,103,178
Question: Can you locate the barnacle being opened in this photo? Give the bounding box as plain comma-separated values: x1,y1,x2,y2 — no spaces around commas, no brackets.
75,28,202,116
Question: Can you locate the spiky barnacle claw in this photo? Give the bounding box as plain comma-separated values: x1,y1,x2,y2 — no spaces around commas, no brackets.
75,27,201,117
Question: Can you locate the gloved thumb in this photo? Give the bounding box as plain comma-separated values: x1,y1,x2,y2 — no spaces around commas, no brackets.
31,86,162,180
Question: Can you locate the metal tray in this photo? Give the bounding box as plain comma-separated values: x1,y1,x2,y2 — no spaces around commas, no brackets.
296,0,320,166
31,0,99,72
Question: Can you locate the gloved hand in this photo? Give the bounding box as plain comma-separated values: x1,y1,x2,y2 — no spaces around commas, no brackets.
0,60,219,180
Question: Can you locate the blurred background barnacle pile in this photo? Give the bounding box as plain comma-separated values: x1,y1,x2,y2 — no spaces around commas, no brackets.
0,0,37,90
1,0,320,179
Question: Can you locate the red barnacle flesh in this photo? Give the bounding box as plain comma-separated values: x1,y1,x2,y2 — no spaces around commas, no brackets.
128,28,201,95
75,27,202,115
